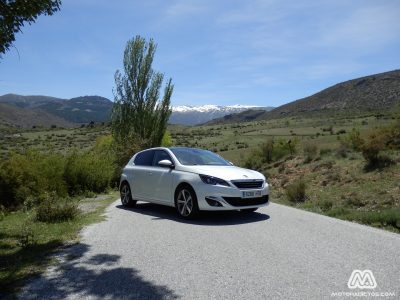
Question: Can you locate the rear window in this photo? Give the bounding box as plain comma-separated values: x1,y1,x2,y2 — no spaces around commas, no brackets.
134,150,155,166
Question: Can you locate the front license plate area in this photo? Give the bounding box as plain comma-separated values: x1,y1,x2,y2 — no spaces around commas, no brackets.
242,190,262,198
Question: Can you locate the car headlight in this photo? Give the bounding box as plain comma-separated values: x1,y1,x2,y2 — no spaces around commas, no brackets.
199,174,230,187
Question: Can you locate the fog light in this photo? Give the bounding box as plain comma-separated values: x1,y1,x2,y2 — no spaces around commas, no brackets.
205,197,223,207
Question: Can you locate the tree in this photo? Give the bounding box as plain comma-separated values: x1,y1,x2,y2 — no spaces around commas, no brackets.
0,0,61,57
111,36,173,150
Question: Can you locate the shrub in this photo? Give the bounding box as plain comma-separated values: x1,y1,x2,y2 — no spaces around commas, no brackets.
260,139,274,163
36,193,79,223
0,150,67,208
320,148,332,156
259,138,297,164
18,220,36,248
303,142,319,163
361,132,393,170
64,150,115,194
243,155,263,170
344,128,364,151
316,198,333,212
285,179,307,203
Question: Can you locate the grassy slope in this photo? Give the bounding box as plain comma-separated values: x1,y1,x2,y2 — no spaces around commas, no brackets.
169,114,400,232
0,192,118,296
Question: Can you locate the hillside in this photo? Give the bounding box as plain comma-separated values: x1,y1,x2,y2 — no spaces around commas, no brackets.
206,69,400,125
0,103,73,128
204,109,267,125
0,94,113,126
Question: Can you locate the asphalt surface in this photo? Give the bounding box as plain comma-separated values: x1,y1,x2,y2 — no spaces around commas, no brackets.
19,200,400,299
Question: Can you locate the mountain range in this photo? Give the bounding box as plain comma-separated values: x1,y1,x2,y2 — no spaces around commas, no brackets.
169,105,273,125
1,69,399,128
0,94,272,127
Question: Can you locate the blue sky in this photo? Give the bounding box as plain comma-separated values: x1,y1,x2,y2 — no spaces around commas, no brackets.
1,0,399,107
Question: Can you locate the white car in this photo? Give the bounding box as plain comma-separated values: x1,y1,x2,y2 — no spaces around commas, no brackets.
120,147,269,218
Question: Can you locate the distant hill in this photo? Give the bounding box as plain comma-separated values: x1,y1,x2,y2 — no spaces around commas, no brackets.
206,69,400,125
0,103,73,128
170,105,273,125
204,109,267,125
0,94,113,127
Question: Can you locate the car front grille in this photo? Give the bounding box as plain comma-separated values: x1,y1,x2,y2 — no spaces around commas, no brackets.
222,195,269,207
231,180,264,189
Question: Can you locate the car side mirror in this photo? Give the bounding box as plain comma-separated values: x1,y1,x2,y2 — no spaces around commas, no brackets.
228,161,234,166
158,159,174,169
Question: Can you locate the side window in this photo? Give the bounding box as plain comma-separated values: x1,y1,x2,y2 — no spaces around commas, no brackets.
134,150,155,166
153,150,173,166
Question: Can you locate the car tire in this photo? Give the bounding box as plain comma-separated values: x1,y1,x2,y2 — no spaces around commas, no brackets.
241,208,258,213
175,185,199,219
120,182,137,207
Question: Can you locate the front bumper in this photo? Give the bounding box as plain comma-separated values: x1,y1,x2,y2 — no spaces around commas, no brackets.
194,181,269,211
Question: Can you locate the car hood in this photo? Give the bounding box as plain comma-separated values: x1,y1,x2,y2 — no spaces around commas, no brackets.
178,165,265,181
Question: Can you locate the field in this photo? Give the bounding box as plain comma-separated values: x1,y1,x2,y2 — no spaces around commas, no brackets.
169,115,393,163
1,113,399,234
169,114,400,232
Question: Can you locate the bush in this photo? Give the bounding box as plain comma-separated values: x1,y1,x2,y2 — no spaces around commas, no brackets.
0,136,118,209
260,139,274,163
285,179,307,203
64,150,115,195
243,155,263,170
0,150,67,208
361,132,393,170
343,128,364,151
17,220,36,248
36,193,79,223
303,142,319,163
316,198,333,212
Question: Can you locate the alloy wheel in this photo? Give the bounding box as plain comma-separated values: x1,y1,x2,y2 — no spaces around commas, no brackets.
177,189,193,217
121,184,130,205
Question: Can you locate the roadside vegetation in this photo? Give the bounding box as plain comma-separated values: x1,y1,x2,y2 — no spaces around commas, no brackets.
167,110,399,232
0,35,174,296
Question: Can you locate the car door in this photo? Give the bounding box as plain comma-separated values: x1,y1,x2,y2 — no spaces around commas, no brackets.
130,149,155,200
149,150,174,204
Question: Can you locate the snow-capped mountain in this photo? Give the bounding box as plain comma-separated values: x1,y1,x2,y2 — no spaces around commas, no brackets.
170,105,273,125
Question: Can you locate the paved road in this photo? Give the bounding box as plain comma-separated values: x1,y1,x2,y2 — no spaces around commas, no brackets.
19,201,400,299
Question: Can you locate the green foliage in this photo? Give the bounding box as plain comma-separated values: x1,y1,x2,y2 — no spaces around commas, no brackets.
111,35,173,149
243,138,297,169
17,219,36,248
1,0,61,56
243,155,263,170
0,140,116,208
316,198,333,212
260,139,274,163
260,138,297,163
35,193,79,223
343,128,364,151
161,130,173,147
64,149,115,195
285,179,307,203
303,142,319,163
0,150,67,208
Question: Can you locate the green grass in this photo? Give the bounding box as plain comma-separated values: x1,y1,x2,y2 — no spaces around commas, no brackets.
168,114,400,232
0,191,118,296
0,124,110,160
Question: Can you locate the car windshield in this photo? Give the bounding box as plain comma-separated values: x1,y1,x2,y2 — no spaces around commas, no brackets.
170,147,230,166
